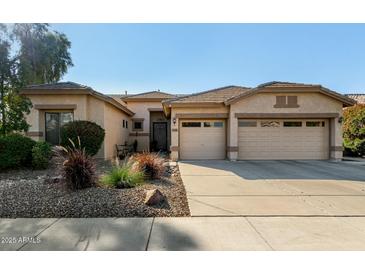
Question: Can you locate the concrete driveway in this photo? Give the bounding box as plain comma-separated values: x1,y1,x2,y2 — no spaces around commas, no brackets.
179,160,365,216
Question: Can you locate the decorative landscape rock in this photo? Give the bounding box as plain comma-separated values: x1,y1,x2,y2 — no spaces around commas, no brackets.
45,175,64,184
144,189,166,206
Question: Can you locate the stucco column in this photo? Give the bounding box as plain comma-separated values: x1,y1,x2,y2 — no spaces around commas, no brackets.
170,113,179,161
329,117,343,160
227,112,238,160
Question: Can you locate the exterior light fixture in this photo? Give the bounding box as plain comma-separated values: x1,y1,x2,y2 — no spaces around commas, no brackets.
173,117,176,125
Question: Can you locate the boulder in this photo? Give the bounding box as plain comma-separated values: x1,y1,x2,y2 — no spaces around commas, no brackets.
144,189,166,206
45,175,64,184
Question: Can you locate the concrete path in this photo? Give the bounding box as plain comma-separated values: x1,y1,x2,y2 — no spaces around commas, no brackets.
2,217,365,250
179,160,365,216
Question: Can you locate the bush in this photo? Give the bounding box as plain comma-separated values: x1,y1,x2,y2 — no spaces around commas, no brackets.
100,163,144,189
343,104,365,156
56,139,97,190
130,152,165,179
32,141,52,169
0,134,36,169
60,120,105,156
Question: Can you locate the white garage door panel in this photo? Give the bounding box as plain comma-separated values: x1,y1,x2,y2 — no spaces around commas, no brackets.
238,120,329,160
180,120,226,160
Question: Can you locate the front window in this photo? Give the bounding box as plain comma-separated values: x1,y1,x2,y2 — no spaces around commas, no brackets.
132,120,144,131
45,112,73,145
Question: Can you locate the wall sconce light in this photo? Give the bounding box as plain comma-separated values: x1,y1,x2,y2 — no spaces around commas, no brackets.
338,117,343,124
173,117,176,125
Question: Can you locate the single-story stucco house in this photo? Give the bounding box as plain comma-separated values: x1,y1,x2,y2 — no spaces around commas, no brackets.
20,81,355,161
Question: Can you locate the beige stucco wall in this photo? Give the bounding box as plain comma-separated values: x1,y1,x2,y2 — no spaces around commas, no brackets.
124,101,165,151
229,92,344,160
170,105,229,160
103,103,130,159
25,93,130,159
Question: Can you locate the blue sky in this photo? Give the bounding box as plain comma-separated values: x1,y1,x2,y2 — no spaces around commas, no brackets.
53,24,365,94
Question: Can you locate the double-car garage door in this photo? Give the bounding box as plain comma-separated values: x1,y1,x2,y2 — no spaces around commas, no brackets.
238,119,329,160
179,119,329,160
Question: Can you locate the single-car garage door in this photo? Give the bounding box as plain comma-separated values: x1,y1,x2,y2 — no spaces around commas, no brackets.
180,120,226,160
238,119,329,160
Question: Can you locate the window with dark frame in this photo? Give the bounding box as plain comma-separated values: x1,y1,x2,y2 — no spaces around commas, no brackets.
238,120,257,127
203,121,224,127
306,121,325,127
283,121,302,127
133,121,143,130
122,120,125,128
182,122,201,127
126,120,128,129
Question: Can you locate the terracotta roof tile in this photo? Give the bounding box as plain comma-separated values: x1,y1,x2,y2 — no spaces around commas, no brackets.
122,90,176,100
24,81,91,90
167,86,251,104
346,94,365,104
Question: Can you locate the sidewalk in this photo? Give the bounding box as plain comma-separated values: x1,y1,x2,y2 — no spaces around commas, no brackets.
2,216,365,251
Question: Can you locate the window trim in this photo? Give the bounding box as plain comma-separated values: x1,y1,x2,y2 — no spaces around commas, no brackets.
132,119,144,131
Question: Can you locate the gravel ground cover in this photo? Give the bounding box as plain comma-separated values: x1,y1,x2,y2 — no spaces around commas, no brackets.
0,160,190,218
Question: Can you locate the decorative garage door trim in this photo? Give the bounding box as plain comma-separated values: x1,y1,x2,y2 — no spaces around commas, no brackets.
235,113,339,119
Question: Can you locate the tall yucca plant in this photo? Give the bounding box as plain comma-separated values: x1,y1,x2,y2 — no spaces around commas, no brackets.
55,137,96,190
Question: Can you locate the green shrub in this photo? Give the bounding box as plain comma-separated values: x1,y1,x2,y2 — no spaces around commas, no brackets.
60,120,105,156
130,152,165,179
56,139,97,190
0,134,36,169
32,141,52,169
343,104,365,156
100,163,144,189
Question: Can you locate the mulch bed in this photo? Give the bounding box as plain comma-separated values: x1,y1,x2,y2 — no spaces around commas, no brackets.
0,160,190,218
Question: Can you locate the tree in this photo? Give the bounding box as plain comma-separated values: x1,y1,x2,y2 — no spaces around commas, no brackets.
343,104,365,156
0,24,73,135
13,24,73,84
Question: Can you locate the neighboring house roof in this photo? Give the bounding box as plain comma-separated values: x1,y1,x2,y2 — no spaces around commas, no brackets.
345,94,365,104
121,90,177,102
163,85,251,105
21,82,135,116
225,81,356,107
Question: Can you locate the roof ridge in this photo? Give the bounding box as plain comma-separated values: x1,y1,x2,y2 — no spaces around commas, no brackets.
165,85,250,103
122,90,174,98
257,81,321,88
25,81,92,90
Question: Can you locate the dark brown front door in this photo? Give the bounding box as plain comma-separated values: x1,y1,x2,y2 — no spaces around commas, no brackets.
152,122,167,152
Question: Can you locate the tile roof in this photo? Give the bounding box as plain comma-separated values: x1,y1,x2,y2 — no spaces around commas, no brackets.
165,85,251,104
346,94,365,104
121,90,176,100
24,81,91,90
257,81,321,88
22,82,134,116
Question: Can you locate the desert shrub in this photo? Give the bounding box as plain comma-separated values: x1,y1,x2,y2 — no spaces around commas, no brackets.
100,163,144,189
343,104,365,156
60,120,105,156
32,141,52,169
56,138,97,190
0,134,36,169
130,152,165,179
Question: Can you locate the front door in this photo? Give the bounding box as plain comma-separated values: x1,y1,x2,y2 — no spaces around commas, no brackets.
152,122,167,152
